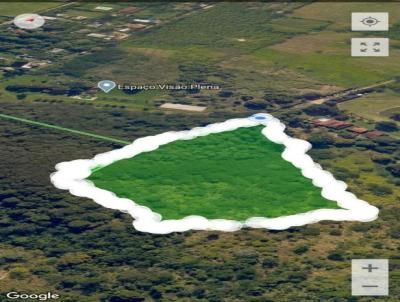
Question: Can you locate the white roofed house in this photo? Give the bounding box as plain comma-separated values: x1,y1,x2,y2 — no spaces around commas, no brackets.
94,6,113,11
87,33,107,38
133,18,160,24
49,48,65,54
21,61,50,69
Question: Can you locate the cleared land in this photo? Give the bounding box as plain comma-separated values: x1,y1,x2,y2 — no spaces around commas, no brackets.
254,32,400,87
293,2,400,29
89,126,339,221
0,2,64,17
338,91,400,123
125,2,308,52
247,3,400,88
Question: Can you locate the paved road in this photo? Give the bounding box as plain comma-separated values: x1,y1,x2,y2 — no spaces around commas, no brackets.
309,79,396,105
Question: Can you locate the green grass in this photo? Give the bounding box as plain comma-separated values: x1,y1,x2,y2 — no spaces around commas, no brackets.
89,48,181,84
126,3,296,52
338,91,400,123
73,2,190,20
98,88,165,110
89,125,339,221
270,17,329,33
0,2,63,17
60,9,103,19
253,46,400,87
0,73,164,111
338,90,400,137
293,2,400,29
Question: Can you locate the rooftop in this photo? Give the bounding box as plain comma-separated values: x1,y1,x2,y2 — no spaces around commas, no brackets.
119,7,141,14
348,127,369,134
313,119,352,129
160,103,207,112
365,130,385,138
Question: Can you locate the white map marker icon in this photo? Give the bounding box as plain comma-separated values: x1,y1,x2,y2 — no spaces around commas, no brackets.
14,13,45,29
98,80,116,93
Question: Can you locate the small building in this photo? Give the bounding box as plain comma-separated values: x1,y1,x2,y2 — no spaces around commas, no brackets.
133,18,158,24
112,32,130,40
94,6,113,11
75,29,90,34
199,3,215,9
49,48,65,54
21,61,49,69
160,103,207,112
87,33,107,38
43,16,57,20
18,54,33,59
313,118,352,129
127,23,147,29
365,130,385,138
347,127,369,134
87,22,103,28
119,6,141,14
74,16,87,20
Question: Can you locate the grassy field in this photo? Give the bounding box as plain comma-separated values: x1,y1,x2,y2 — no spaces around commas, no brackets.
0,73,158,112
253,32,400,87
59,9,103,19
318,148,399,207
338,91,400,123
0,2,64,17
89,48,181,84
125,2,304,52
243,3,400,88
218,53,343,98
89,125,339,221
292,2,400,29
117,3,333,99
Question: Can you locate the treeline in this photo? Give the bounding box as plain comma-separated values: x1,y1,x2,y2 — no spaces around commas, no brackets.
1,101,399,301
6,83,91,96
62,48,125,77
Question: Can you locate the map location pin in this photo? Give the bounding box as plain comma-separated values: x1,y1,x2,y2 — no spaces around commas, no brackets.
98,80,116,93
14,13,45,29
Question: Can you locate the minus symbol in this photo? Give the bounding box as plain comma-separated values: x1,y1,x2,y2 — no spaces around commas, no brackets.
362,285,379,288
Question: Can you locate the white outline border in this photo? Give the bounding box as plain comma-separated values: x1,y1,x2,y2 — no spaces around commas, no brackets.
50,113,379,234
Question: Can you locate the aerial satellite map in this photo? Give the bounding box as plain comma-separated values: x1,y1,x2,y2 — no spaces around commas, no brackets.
0,1,399,301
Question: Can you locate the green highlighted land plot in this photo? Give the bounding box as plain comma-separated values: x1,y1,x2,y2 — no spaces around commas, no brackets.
89,126,339,221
